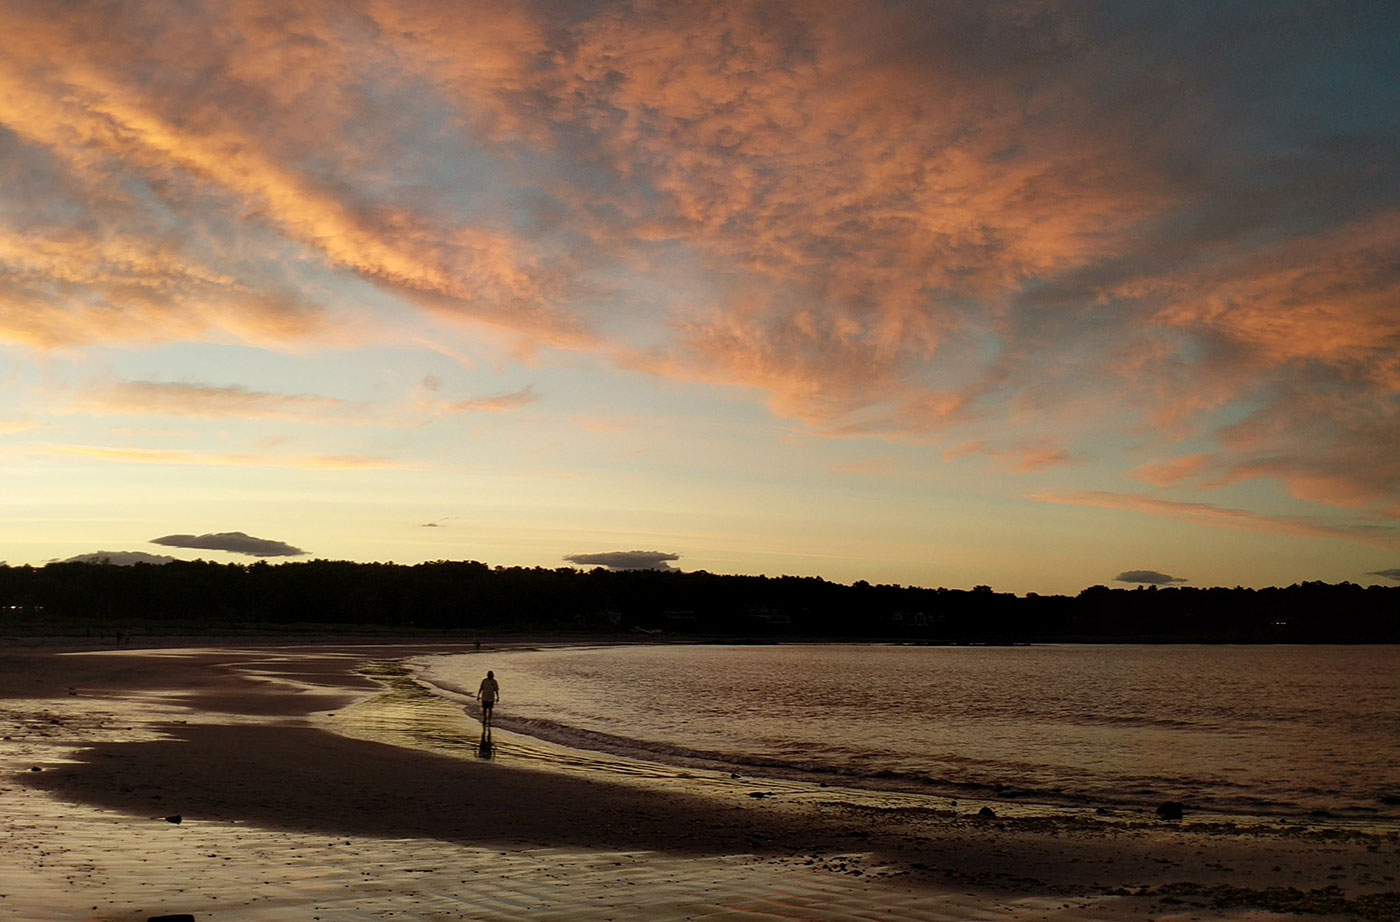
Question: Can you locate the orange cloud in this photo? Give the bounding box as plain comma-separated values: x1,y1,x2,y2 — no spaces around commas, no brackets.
46,444,414,471
1034,490,1400,551
0,226,328,350
442,385,539,414
826,457,895,476
1217,407,1400,512
2,0,1396,527
0,420,41,436
71,380,355,422
941,440,988,463
1015,446,1073,474
572,415,634,435
414,380,539,416
1131,454,1212,488
0,2,588,354
1149,211,1400,387
534,1,1169,432
939,439,1072,474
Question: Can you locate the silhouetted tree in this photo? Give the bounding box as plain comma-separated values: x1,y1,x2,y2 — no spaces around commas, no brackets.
0,561,1395,643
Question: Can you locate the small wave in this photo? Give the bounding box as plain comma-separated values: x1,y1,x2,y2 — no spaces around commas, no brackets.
482,712,1359,820
1062,713,1207,731
413,647,1400,827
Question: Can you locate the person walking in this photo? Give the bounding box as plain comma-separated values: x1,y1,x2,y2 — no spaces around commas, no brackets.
476,669,500,731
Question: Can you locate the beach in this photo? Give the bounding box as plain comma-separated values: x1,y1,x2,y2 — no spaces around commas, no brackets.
2,643,1397,921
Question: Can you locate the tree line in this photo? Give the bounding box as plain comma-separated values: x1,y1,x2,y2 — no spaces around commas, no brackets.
0,559,1396,642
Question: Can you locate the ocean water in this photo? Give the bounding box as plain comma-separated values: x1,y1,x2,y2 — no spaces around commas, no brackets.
419,643,1400,824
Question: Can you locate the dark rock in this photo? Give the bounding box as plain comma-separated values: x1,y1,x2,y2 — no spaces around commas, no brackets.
164,814,182,824
1156,801,1185,821
148,915,196,922
29,766,42,772
977,806,997,819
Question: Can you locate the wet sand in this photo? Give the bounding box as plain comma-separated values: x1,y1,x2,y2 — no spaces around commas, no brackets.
1,642,1396,921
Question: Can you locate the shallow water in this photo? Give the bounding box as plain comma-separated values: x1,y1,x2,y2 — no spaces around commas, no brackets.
421,644,1400,823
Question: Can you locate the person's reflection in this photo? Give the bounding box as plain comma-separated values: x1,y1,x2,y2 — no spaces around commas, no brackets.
477,727,494,760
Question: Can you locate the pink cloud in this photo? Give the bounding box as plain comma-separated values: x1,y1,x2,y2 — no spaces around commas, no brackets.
1131,454,1212,488
1015,446,1073,474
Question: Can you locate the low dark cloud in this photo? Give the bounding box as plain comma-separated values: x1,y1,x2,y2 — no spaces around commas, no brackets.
59,550,178,565
150,531,306,558
1366,568,1400,582
1114,569,1188,586
564,550,680,571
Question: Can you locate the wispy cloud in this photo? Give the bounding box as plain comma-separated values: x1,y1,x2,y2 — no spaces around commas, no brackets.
0,419,42,436
46,444,413,471
1131,454,1212,488
827,457,896,476
443,385,538,414
0,4,584,356
1015,446,1073,474
0,220,330,351
572,415,634,435
72,380,355,422
412,376,540,416
1034,490,1400,551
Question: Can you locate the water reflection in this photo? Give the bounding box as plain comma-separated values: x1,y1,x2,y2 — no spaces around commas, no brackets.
423,644,1400,821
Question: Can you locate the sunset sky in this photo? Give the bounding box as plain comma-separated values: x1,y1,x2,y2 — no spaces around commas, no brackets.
2,0,1398,595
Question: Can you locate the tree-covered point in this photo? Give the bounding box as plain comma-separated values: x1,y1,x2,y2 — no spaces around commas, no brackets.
0,559,1396,643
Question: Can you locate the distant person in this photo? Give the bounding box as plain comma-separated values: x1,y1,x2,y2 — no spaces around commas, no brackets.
476,670,500,730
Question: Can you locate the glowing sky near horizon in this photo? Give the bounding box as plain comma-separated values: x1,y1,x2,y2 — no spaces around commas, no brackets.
2,0,1398,594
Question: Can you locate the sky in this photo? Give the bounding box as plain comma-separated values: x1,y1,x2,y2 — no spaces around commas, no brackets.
2,0,1398,595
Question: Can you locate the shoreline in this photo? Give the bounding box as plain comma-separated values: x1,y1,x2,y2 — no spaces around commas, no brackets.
2,642,1397,920
413,644,1400,831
